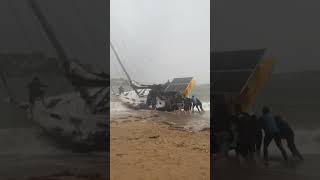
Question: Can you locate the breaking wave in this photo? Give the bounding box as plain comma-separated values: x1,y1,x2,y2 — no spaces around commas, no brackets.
111,100,210,131
201,102,210,111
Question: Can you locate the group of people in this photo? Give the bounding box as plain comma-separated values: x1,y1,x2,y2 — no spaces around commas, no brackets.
119,83,206,113
146,89,205,113
173,95,205,113
214,104,303,165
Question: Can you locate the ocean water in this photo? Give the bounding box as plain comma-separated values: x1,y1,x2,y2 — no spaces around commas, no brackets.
111,99,210,132
110,83,211,131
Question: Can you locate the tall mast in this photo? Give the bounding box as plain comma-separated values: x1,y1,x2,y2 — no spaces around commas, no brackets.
110,42,140,96
27,0,69,75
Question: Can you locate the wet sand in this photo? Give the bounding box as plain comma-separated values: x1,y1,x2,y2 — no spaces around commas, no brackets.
214,154,320,180
0,126,108,180
0,153,108,180
110,113,210,180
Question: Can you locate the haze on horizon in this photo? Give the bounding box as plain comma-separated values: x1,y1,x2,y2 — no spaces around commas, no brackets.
110,0,210,85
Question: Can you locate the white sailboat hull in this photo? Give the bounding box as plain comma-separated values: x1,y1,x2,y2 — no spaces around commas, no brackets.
119,89,166,109
29,89,108,152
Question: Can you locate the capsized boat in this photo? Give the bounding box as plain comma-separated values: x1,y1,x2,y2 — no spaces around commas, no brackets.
118,77,196,111
1,0,109,152
2,62,109,152
110,42,197,111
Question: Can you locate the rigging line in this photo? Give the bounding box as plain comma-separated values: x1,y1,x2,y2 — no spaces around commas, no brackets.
110,56,121,80
30,0,83,64
111,53,131,89
110,41,140,96
27,0,68,61
110,60,128,91
110,44,130,82
111,39,140,83
110,40,128,76
7,0,34,51
27,0,75,88
110,41,136,87
111,53,125,79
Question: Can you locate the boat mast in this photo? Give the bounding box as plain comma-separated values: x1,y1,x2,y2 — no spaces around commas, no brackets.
27,0,69,76
110,42,140,96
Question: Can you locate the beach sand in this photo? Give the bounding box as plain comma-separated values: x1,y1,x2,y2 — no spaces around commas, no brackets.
1,153,108,180
214,154,320,180
110,114,210,180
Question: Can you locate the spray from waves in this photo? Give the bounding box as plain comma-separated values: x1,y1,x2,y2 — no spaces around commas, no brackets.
110,101,130,112
110,101,137,119
111,100,210,131
201,102,210,111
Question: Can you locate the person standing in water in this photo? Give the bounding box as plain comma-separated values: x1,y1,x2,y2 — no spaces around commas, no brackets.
251,115,263,158
261,106,288,165
27,76,48,112
192,95,205,113
275,115,304,161
118,86,124,95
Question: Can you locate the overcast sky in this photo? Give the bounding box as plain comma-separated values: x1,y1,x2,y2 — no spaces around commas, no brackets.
110,0,210,84
213,0,320,73
0,0,108,71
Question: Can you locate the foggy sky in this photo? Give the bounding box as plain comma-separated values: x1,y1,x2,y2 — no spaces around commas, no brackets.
110,0,210,84
0,0,108,71
213,0,320,73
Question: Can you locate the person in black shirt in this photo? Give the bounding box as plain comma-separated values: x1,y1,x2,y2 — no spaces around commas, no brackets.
118,86,124,95
261,107,288,165
275,115,304,161
237,112,255,159
192,95,205,113
213,103,232,157
27,76,48,109
252,115,263,157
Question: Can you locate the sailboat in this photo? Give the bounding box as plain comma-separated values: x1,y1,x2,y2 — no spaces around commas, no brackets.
110,42,196,111
1,0,108,152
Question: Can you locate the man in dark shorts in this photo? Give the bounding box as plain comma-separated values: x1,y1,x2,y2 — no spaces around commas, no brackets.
27,77,48,105
275,115,304,161
118,86,124,95
213,103,232,157
261,106,288,165
237,111,256,160
27,77,48,110
252,115,263,157
183,97,192,114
